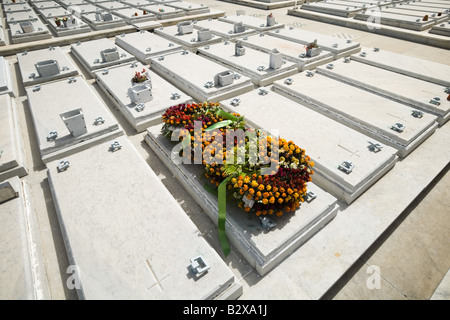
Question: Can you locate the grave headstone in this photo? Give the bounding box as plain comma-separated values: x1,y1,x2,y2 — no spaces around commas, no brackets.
197,28,212,41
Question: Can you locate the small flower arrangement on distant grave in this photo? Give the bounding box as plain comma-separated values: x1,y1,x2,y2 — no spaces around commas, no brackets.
159,8,165,12
132,68,149,83
305,39,321,57
267,12,275,26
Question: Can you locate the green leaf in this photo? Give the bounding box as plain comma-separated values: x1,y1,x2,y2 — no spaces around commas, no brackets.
204,120,233,131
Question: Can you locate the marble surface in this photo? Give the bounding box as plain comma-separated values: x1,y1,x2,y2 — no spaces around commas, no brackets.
70,38,135,74
351,46,450,87
272,71,439,156
316,58,450,124
197,42,299,86
115,31,183,64
46,136,242,299
149,50,255,102
16,46,79,87
94,61,193,131
25,76,123,163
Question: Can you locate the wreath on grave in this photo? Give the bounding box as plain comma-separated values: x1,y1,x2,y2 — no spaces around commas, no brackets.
161,102,314,255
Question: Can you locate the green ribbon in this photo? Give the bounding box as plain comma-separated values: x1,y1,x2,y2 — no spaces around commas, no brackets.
204,120,233,131
217,177,231,257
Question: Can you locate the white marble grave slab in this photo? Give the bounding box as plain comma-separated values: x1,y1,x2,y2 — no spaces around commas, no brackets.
6,10,40,23
192,18,258,40
0,57,14,97
149,50,255,102
2,0,27,4
3,3,34,13
351,47,450,87
120,0,155,7
197,42,299,86
95,61,193,131
300,1,363,17
0,177,48,300
58,0,93,7
0,23,6,47
67,3,104,14
25,76,124,164
139,4,186,19
46,15,91,36
380,7,449,23
219,14,285,32
268,27,361,59
71,38,135,75
17,46,79,87
165,1,210,15
154,24,222,53
316,58,450,125
36,6,71,18
9,19,52,44
115,30,182,64
354,10,437,30
219,88,399,204
80,11,127,30
95,0,130,10
47,136,242,300
0,95,28,182
237,33,334,71
31,1,62,9
145,125,339,275
272,72,439,157
429,20,450,36
111,7,158,23
395,3,450,13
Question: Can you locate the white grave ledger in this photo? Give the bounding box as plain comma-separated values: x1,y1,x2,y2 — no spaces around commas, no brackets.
154,24,222,52
47,137,243,299
0,176,48,300
0,95,28,182
192,19,257,40
145,124,339,275
219,88,399,204
0,57,14,96
149,50,254,102
95,62,193,132
316,58,450,125
25,76,124,164
351,47,450,87
114,31,183,65
197,42,299,86
238,33,334,71
16,46,79,87
272,72,439,158
70,38,135,75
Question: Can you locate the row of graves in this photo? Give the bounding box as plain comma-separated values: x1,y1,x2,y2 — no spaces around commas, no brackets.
1,11,450,299
288,0,450,37
1,0,214,45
